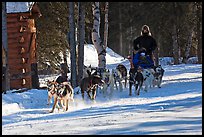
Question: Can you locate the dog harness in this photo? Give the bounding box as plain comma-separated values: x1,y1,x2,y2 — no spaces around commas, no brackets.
47,83,56,95
129,72,137,84
56,84,67,98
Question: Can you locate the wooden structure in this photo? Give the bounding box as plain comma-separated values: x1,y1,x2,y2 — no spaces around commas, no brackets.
3,2,41,89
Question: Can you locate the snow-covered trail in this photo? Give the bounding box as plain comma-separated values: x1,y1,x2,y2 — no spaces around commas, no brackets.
2,63,202,135
2,97,201,135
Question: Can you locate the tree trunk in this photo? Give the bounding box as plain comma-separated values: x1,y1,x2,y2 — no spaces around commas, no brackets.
92,2,106,70
119,3,123,56
172,24,180,65
103,2,109,49
155,34,160,66
69,2,77,88
129,26,133,56
61,50,69,79
196,3,202,64
77,2,85,85
2,2,10,93
183,28,193,64
31,63,39,89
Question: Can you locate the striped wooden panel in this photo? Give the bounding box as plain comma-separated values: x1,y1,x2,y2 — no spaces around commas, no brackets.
7,31,30,39
7,13,30,23
10,77,32,89
7,21,29,29
10,71,32,80
7,12,30,18
8,54,30,60
7,12,37,89
8,46,30,54
9,63,31,71
7,25,28,34
8,57,29,65
9,68,31,76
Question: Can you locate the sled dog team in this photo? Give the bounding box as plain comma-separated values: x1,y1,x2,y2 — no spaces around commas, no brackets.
46,64,164,113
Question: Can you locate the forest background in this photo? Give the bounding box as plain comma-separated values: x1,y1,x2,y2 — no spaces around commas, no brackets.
35,2,202,73
2,2,202,90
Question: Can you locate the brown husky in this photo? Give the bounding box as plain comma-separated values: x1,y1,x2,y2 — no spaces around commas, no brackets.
80,70,104,100
116,64,128,88
111,64,128,91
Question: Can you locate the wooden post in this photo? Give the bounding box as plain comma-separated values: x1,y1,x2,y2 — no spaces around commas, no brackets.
2,2,10,93
31,63,39,88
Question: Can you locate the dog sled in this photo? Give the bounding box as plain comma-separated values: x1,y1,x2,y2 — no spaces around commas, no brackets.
127,50,165,95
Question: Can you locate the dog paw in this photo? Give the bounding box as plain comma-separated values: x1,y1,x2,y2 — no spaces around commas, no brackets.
64,108,68,111
49,110,54,113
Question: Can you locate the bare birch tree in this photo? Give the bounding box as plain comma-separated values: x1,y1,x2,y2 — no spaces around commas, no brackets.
92,2,106,71
103,2,109,49
2,2,10,93
69,2,77,88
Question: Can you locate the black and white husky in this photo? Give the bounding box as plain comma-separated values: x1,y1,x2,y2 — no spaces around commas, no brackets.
111,68,123,91
83,65,98,79
129,68,144,96
141,68,155,92
47,81,74,113
110,64,128,91
153,65,165,88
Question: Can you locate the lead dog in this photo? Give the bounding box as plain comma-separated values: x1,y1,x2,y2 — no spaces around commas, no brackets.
47,81,74,113
46,75,68,106
129,68,144,96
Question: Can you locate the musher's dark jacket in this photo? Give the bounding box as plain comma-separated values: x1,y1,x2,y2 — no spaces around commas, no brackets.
133,34,157,56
